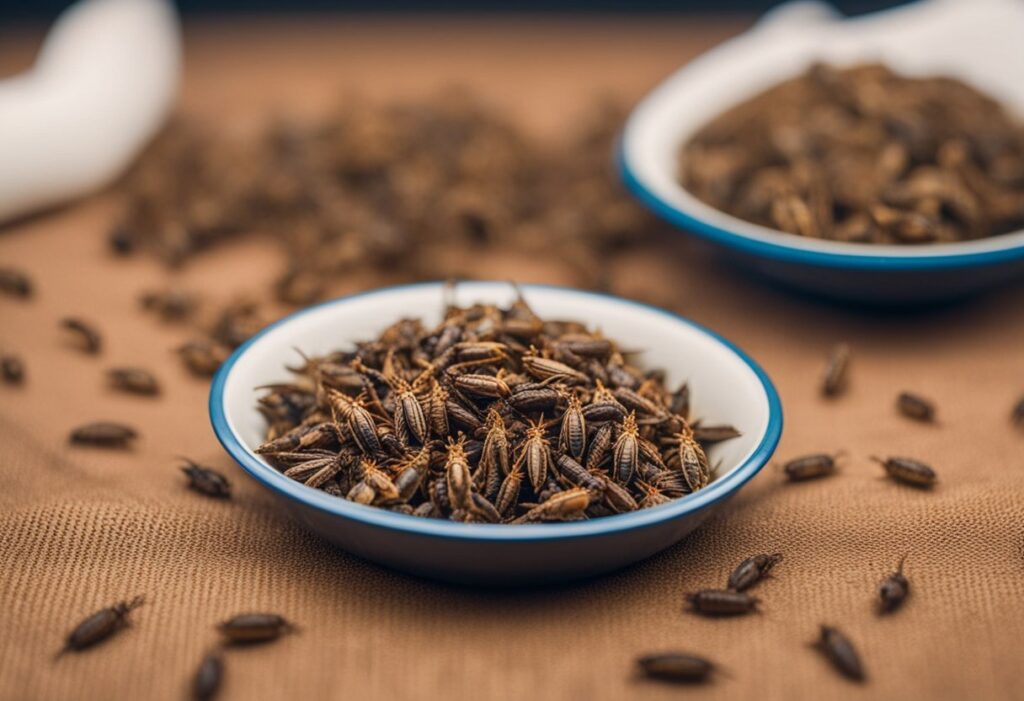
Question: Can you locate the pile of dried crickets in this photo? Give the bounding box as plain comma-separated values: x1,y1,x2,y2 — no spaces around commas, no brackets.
254,290,738,524
116,94,652,298
681,63,1024,243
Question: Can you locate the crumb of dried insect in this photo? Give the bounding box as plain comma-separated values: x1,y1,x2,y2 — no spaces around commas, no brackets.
0,267,33,298
1011,395,1024,428
192,652,224,700
140,287,199,322
61,317,102,354
2,353,25,385
178,339,230,377
812,625,866,682
821,343,850,398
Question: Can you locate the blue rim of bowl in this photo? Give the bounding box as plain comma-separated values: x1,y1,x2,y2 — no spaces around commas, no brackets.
209,281,783,542
617,136,1024,273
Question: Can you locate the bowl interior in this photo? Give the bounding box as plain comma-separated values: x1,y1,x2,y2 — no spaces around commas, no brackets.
622,0,1024,262
216,282,777,527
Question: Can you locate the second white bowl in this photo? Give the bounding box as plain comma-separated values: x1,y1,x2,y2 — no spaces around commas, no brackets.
620,0,1024,303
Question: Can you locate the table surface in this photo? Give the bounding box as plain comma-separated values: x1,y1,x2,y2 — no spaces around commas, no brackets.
2,15,1024,701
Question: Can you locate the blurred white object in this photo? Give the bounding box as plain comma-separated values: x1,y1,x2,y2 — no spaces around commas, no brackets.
0,0,180,224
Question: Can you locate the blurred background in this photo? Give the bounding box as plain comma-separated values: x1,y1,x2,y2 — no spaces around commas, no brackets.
1,1,907,18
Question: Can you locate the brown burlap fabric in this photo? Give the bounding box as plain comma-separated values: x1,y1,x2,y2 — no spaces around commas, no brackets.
2,17,1024,701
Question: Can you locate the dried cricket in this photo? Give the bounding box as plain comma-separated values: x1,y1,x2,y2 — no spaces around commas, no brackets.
585,421,615,472
821,343,850,397
0,266,33,298
727,553,783,592
612,412,640,484
56,596,145,657
178,339,230,377
181,458,232,499
669,428,710,492
61,317,102,354
192,652,224,701
871,455,937,488
636,652,716,684
69,422,138,448
140,287,199,322
517,417,554,493
211,301,265,349
558,393,587,461
877,556,910,614
217,613,294,644
896,392,936,422
691,424,741,444
512,488,591,523
781,452,843,482
445,437,474,512
685,589,759,616
326,390,381,455
108,367,161,396
478,408,510,498
812,625,865,682
1,353,25,385
1014,395,1024,428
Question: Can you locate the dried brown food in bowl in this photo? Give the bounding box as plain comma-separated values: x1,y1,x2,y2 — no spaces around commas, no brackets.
254,290,731,524
680,63,1024,244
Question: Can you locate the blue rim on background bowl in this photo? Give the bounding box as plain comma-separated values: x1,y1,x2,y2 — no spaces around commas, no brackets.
209,282,783,583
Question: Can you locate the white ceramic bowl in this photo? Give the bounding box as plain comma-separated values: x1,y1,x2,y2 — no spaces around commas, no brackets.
209,282,782,585
620,0,1024,303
